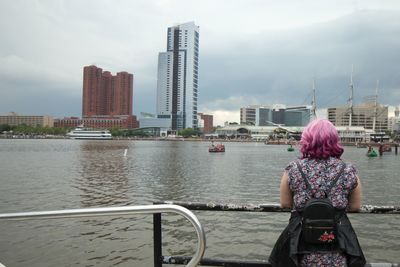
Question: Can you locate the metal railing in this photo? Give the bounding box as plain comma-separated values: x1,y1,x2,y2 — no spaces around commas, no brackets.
0,204,206,267
155,201,400,267
156,201,400,214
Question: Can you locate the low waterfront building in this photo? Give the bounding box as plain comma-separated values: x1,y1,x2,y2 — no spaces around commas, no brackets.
0,112,54,127
215,124,382,143
240,105,311,127
328,103,388,131
335,126,367,143
215,125,304,140
139,117,171,129
55,115,139,129
137,116,171,137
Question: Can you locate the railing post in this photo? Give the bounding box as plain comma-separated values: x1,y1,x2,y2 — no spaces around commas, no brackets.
153,213,162,267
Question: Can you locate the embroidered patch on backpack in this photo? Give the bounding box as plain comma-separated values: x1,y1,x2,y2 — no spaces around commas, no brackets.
319,231,335,242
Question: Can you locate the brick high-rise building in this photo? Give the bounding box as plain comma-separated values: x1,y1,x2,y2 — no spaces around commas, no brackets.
82,65,102,117
82,65,133,117
78,65,138,129
198,113,213,133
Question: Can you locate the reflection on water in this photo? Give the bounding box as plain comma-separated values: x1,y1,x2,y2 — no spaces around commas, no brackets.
75,141,130,207
0,140,399,266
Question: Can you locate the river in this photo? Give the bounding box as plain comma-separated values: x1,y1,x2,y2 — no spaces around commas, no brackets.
0,139,399,266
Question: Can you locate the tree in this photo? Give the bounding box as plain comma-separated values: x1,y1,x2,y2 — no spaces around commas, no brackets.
178,128,199,138
0,124,12,133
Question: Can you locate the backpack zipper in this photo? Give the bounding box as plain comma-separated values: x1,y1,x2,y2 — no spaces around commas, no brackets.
306,226,334,229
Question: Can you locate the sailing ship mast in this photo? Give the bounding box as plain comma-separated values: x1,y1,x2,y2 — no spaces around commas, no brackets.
372,80,379,132
348,66,354,127
311,78,317,119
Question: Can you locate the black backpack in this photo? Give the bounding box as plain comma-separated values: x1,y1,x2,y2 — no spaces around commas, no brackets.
295,161,346,245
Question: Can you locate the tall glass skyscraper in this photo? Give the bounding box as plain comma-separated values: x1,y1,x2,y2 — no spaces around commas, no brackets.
156,22,200,130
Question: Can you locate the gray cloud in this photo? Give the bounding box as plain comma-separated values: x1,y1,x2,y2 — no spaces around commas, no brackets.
0,1,399,124
198,10,400,113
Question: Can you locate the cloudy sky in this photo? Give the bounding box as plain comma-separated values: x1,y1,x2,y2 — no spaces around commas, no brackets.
1,0,400,125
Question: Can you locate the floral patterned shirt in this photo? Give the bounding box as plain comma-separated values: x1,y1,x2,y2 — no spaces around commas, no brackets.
285,157,358,267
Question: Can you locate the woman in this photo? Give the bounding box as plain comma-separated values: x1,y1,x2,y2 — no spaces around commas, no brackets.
269,119,366,267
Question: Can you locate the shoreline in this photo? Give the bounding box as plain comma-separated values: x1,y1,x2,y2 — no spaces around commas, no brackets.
1,135,399,147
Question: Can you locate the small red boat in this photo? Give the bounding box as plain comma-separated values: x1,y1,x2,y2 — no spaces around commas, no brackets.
209,143,225,152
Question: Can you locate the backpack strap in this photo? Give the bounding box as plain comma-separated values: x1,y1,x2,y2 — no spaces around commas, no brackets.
295,161,346,197
295,161,312,191
325,163,346,195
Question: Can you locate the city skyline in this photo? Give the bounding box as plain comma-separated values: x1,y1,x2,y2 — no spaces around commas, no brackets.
1,1,400,126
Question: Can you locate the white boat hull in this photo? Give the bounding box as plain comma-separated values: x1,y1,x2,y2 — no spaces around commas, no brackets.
68,136,112,140
67,126,113,140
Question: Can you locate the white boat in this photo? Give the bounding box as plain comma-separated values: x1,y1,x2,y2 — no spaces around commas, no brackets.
67,125,112,140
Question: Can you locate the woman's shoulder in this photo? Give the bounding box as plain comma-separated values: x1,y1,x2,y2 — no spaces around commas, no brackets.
333,158,357,174
333,159,359,190
285,158,303,171
327,157,355,168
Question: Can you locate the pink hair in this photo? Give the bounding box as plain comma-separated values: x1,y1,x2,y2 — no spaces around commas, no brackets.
300,119,343,159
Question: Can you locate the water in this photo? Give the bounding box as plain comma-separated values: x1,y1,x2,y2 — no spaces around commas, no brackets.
0,139,399,266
